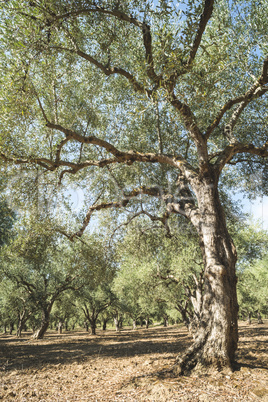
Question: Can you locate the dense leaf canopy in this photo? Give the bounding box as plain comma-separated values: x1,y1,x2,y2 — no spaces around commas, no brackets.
0,0,267,236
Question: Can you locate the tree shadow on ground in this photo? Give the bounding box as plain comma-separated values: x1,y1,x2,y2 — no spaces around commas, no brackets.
234,323,268,371
0,326,191,372
1,323,267,374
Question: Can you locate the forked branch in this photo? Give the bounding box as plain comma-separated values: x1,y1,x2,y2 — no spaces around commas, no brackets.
215,141,268,173
205,56,268,139
170,93,207,164
71,186,163,239
51,5,161,89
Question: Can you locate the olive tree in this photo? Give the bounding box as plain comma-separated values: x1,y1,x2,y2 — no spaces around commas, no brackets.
1,0,268,373
1,222,87,339
78,284,115,334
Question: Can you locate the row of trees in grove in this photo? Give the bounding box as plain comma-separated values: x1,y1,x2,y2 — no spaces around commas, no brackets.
1,204,267,340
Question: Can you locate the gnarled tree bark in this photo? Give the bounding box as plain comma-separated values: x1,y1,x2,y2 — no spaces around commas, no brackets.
174,171,238,374
33,308,51,340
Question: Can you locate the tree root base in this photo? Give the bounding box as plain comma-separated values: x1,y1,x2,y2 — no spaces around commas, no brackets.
155,361,234,379
155,339,236,377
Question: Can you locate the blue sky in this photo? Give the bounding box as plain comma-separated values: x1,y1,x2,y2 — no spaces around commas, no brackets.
234,194,268,230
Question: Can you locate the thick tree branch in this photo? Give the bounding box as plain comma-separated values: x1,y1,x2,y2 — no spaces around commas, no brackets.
53,6,143,28
223,84,268,143
45,122,126,157
215,141,268,173
187,0,214,68
259,56,268,85
1,145,197,187
49,45,148,94
205,56,268,139
164,177,201,233
0,152,56,171
205,96,246,139
170,93,208,164
71,185,164,239
6,272,36,294
142,23,161,84
76,49,148,94
55,137,70,163
36,121,198,179
73,177,201,239
53,274,81,295
47,122,185,165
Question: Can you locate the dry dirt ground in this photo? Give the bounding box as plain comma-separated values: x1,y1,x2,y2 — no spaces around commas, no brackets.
0,321,267,401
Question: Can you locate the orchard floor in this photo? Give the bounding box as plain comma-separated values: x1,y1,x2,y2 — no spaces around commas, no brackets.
0,321,267,401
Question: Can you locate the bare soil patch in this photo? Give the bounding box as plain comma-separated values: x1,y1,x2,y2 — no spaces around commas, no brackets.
0,321,267,401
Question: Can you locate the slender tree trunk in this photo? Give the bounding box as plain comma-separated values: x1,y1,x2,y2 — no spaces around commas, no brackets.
102,318,108,331
163,316,168,327
257,311,263,324
58,321,63,334
16,326,22,337
145,317,150,329
114,317,120,332
132,319,137,330
176,303,191,331
176,177,238,374
248,312,251,325
17,310,28,338
90,319,97,335
9,322,14,335
17,321,22,338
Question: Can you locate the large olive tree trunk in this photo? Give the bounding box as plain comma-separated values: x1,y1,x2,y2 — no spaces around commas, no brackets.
33,305,53,339
176,175,238,374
